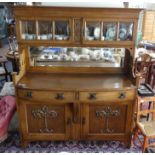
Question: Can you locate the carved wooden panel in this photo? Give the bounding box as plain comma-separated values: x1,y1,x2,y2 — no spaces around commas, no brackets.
89,105,127,134
26,104,65,133
74,19,81,43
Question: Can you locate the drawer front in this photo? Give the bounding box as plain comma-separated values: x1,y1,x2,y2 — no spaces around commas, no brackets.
79,90,136,102
17,89,75,102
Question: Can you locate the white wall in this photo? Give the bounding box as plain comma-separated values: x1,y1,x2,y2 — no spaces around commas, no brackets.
41,2,155,10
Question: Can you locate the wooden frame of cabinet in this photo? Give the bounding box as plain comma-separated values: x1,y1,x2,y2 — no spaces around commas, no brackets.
13,6,142,148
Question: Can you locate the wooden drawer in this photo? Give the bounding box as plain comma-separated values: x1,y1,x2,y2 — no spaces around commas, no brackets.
17,89,75,102
79,90,136,102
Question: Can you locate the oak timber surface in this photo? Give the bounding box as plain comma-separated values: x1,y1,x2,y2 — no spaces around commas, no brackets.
17,73,136,91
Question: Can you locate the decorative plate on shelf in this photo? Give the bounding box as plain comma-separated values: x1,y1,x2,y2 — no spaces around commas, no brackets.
106,27,116,40
119,28,127,40
94,27,100,39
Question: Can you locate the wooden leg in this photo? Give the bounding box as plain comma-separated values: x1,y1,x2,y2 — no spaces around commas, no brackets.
21,140,28,148
152,102,155,121
142,136,148,153
125,133,132,148
147,102,152,120
153,74,155,89
133,126,139,145
125,140,132,148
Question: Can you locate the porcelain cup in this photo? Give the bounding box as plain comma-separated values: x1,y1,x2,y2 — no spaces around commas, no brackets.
27,34,34,40
40,34,48,40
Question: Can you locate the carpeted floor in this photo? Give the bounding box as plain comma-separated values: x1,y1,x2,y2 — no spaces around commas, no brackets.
0,132,142,153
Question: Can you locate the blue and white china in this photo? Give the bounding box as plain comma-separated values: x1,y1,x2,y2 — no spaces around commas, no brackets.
119,28,127,40
106,27,116,40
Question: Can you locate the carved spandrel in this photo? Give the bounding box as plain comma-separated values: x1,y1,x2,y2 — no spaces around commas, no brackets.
18,44,25,53
32,106,58,133
96,106,120,133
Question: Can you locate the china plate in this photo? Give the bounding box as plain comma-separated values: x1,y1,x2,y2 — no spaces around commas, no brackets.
94,27,100,39
119,28,127,40
106,27,116,40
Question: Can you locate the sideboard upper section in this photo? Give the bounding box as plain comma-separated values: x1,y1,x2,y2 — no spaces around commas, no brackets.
13,6,142,48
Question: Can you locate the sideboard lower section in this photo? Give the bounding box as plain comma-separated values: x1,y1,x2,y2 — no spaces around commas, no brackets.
16,88,136,147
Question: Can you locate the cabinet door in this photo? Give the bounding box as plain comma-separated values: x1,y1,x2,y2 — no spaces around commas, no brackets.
82,19,135,46
18,100,72,140
81,102,133,140
19,18,73,43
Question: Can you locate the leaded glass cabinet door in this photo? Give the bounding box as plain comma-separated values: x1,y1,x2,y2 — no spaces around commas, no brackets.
19,19,73,43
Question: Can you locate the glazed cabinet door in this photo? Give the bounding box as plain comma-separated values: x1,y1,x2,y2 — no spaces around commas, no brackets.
18,18,73,44
81,102,133,141
18,100,72,141
82,18,135,46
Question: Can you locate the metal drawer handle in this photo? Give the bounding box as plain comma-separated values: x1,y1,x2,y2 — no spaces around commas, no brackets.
119,92,126,99
26,91,32,98
55,93,64,100
89,93,96,100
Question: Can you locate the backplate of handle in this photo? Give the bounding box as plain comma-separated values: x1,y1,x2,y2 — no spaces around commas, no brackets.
55,93,64,100
26,91,32,98
89,93,96,100
119,92,126,99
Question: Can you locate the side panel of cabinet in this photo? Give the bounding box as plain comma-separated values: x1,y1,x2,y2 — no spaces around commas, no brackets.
81,101,133,142
18,99,72,141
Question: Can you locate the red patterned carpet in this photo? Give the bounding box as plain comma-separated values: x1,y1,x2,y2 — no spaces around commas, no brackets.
0,132,142,153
